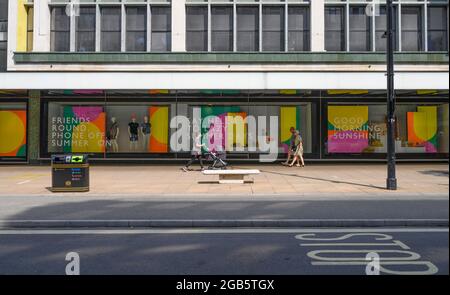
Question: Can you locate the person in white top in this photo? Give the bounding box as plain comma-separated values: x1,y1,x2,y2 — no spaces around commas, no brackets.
182,133,206,172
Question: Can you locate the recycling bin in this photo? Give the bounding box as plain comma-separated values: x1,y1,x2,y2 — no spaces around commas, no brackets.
51,154,89,192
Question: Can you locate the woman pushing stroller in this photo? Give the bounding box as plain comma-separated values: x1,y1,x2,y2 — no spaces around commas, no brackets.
182,133,205,172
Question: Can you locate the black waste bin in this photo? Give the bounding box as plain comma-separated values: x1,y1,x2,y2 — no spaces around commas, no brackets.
51,154,89,192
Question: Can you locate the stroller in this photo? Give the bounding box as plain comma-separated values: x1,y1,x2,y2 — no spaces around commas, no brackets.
204,149,228,170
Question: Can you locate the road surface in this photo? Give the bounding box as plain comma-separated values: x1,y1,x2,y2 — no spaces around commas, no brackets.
0,227,447,275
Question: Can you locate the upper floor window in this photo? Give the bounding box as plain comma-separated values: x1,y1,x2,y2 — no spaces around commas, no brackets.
325,0,448,52
186,6,208,51
237,6,259,51
51,7,70,52
211,6,233,51
325,6,345,51
101,7,121,52
428,6,448,51
151,6,171,52
186,1,310,52
49,1,171,52
126,6,147,52
76,7,96,52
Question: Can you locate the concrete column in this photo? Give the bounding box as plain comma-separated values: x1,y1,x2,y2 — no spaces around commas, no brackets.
171,0,186,52
310,0,325,52
33,0,51,52
28,90,41,164
7,0,17,69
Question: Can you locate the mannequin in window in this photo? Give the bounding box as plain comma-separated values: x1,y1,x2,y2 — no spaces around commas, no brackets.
108,117,120,153
141,116,151,152
128,115,139,152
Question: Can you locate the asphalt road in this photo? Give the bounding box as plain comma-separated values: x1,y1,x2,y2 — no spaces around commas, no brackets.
0,228,447,275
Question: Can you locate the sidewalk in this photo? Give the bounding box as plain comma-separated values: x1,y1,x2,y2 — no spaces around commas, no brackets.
0,163,448,228
0,163,448,196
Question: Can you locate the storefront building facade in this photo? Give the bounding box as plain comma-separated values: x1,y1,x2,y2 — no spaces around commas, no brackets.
0,0,448,163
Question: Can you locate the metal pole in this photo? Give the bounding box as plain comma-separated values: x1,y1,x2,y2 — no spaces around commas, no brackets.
386,0,397,190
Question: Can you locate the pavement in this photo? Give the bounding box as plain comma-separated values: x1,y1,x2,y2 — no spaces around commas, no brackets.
0,228,447,275
0,163,448,196
0,163,448,228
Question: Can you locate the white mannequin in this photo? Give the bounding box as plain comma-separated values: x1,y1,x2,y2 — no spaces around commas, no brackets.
141,115,151,151
109,117,119,153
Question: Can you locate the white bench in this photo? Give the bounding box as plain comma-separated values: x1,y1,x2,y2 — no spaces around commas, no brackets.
202,169,260,184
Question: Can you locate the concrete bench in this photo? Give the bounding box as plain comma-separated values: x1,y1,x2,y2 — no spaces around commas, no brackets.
202,169,260,184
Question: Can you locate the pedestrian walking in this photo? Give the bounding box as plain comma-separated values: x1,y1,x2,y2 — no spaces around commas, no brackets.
282,127,297,166
289,130,305,167
182,133,205,172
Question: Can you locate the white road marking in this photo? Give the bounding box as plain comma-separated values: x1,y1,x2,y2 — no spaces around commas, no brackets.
16,180,31,185
0,227,447,235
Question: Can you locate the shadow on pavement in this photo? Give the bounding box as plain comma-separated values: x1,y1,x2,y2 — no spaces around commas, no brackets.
418,170,449,177
239,167,386,190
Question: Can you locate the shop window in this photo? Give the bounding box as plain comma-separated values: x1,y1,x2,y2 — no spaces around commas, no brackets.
326,103,449,154
0,103,27,160
47,104,106,154
190,104,313,155
105,105,170,153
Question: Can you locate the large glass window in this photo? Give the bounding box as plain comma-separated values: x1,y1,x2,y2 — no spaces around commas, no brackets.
101,7,121,52
262,6,285,51
0,102,27,161
27,7,34,52
186,6,208,51
326,103,449,154
401,6,423,51
47,103,107,154
375,5,398,52
325,6,346,51
237,6,259,51
76,7,96,52
288,6,310,51
51,7,70,52
428,6,448,51
151,7,171,52
211,6,233,51
126,6,147,52
349,6,371,51
185,1,311,52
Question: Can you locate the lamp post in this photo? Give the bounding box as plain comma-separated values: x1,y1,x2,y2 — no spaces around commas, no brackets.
386,0,397,190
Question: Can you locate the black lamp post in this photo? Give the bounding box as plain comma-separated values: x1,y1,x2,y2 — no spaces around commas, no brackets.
386,0,397,190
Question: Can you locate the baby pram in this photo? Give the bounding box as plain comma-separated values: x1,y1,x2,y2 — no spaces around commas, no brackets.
204,150,228,170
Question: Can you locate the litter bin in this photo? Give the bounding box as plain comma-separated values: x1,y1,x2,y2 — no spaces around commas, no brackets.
51,154,89,192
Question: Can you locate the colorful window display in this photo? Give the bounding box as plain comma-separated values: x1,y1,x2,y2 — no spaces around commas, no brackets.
48,105,106,153
327,103,449,154
327,106,370,153
0,103,27,159
191,104,312,154
105,104,170,153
